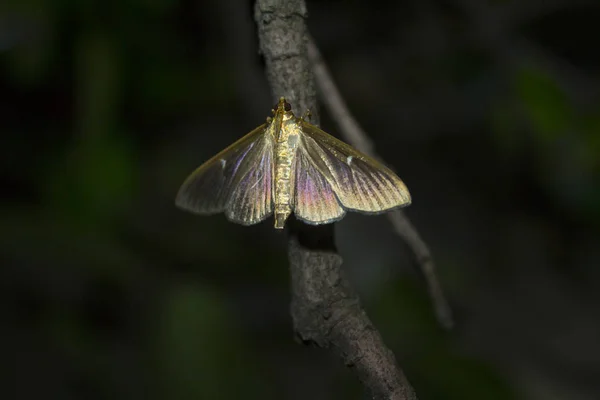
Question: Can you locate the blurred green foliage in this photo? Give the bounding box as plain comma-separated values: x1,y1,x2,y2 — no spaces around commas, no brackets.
491,61,600,224
516,65,574,140
44,133,137,227
158,284,273,400
372,279,516,400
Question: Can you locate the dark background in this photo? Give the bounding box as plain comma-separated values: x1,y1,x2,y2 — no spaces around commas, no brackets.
1,0,599,399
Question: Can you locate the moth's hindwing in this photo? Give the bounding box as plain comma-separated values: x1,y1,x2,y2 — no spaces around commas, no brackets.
293,139,346,224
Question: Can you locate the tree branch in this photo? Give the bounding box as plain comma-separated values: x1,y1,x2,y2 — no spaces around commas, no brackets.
254,0,418,398
307,36,454,330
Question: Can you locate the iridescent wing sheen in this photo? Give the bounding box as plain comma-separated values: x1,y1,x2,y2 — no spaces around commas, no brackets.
295,119,411,218
293,142,346,224
175,124,274,225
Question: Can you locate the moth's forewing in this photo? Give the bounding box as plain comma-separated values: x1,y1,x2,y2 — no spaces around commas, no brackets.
296,120,411,215
293,141,346,224
176,123,275,225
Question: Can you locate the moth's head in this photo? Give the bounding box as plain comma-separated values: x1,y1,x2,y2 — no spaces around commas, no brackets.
272,97,292,114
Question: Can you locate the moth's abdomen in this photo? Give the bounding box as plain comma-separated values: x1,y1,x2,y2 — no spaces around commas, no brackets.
273,150,292,229
273,121,299,229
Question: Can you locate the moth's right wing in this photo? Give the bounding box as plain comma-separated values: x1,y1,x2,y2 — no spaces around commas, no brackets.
296,119,411,218
175,124,274,225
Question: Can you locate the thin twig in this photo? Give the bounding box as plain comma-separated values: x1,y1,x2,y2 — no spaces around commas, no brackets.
255,0,418,398
307,36,454,330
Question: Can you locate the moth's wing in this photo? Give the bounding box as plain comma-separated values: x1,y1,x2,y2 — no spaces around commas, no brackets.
297,120,411,214
175,124,274,225
293,143,346,224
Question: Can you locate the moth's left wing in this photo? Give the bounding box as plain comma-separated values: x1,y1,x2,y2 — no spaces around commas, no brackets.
297,119,411,214
175,124,274,225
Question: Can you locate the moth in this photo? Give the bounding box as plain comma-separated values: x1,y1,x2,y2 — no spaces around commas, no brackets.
176,97,411,229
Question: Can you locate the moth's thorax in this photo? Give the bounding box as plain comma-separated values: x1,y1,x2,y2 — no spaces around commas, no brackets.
273,115,301,228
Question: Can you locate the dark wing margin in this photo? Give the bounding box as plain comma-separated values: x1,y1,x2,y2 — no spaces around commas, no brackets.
297,120,411,214
175,124,274,225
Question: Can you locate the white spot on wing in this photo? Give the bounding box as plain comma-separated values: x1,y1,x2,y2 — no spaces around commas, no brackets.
220,159,226,168
346,155,353,165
